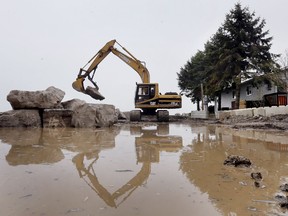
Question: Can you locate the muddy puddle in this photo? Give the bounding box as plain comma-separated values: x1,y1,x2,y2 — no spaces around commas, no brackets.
1,123,288,216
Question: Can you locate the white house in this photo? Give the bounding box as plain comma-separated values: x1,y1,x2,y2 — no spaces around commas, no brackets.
218,78,287,110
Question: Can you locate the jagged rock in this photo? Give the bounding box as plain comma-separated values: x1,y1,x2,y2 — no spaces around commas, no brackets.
2,88,119,128
0,110,41,127
275,194,288,209
280,183,288,192
116,108,127,120
42,109,73,128
251,172,262,181
85,86,105,100
61,99,86,110
7,86,65,110
71,103,117,128
61,99,118,127
224,155,252,167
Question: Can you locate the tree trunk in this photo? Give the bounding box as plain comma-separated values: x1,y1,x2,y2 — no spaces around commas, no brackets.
196,99,200,111
217,93,222,111
234,83,241,109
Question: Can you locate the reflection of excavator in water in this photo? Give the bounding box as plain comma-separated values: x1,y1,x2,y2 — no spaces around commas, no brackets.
72,124,182,208
72,40,182,122
73,152,151,208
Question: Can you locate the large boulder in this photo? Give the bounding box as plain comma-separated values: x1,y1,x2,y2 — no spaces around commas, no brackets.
63,99,118,127
0,110,41,127
7,86,65,110
38,98,86,128
61,98,86,110
116,108,128,120
2,90,120,128
42,109,73,128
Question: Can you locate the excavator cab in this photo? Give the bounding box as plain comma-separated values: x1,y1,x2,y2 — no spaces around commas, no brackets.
135,83,156,103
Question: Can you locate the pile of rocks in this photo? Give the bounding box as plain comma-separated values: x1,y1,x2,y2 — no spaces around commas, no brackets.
0,86,124,128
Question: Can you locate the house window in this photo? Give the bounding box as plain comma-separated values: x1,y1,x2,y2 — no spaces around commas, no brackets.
246,86,252,95
267,82,272,91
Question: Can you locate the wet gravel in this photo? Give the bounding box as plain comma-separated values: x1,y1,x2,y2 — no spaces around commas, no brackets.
200,114,288,131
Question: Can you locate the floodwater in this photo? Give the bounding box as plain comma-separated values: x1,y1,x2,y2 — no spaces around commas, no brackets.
1,123,288,216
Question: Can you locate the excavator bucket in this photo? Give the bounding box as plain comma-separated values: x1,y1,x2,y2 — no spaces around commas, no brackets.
72,77,85,93
72,77,105,100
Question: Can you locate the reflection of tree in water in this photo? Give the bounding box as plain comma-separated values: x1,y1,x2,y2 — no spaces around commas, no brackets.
73,124,182,208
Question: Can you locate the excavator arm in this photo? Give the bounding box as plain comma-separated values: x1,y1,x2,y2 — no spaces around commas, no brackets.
72,39,150,100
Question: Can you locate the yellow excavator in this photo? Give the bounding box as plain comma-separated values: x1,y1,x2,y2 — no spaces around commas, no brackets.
72,39,182,121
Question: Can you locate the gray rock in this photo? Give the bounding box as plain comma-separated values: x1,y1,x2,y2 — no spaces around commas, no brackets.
116,108,127,120
61,99,86,110
2,87,119,127
71,103,117,128
224,155,251,167
42,109,73,128
94,104,118,127
85,86,105,100
7,86,65,110
0,110,41,127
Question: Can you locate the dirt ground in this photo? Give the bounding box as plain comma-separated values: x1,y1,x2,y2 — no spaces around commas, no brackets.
215,114,288,131
171,114,288,131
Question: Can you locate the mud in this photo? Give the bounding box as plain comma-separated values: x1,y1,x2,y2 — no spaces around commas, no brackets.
215,114,288,131
1,121,288,216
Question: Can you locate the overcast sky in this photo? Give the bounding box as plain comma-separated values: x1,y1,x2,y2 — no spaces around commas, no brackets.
1,0,287,114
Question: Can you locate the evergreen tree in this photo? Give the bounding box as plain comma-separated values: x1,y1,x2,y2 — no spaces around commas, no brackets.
177,51,206,110
209,3,280,109
178,3,280,109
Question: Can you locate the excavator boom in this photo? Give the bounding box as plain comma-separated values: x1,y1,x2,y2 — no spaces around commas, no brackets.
72,39,150,100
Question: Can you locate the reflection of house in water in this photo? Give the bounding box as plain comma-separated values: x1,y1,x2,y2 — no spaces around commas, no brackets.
73,124,183,208
180,125,288,215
